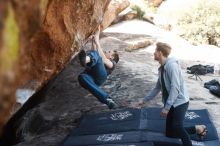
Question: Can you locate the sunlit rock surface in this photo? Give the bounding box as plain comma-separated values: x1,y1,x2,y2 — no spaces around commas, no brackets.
0,0,132,144
0,0,112,137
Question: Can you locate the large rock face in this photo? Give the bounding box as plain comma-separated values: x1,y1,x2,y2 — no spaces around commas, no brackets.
0,0,8,48
101,0,130,30
30,0,113,88
0,0,112,137
148,0,164,7
0,0,131,144
0,0,15,136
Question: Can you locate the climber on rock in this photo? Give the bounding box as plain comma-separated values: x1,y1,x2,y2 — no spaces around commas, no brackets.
78,26,119,109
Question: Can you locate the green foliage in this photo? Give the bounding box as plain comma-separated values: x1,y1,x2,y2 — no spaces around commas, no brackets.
131,5,146,20
177,0,220,47
1,5,19,70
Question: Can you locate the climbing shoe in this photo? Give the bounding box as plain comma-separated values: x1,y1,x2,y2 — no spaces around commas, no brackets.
106,98,116,109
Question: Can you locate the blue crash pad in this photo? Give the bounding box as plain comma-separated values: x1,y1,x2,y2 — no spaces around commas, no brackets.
62,131,143,146
79,108,141,126
141,108,212,123
61,107,220,146
71,108,146,136
142,131,220,146
91,142,154,146
140,107,219,141
73,120,140,135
